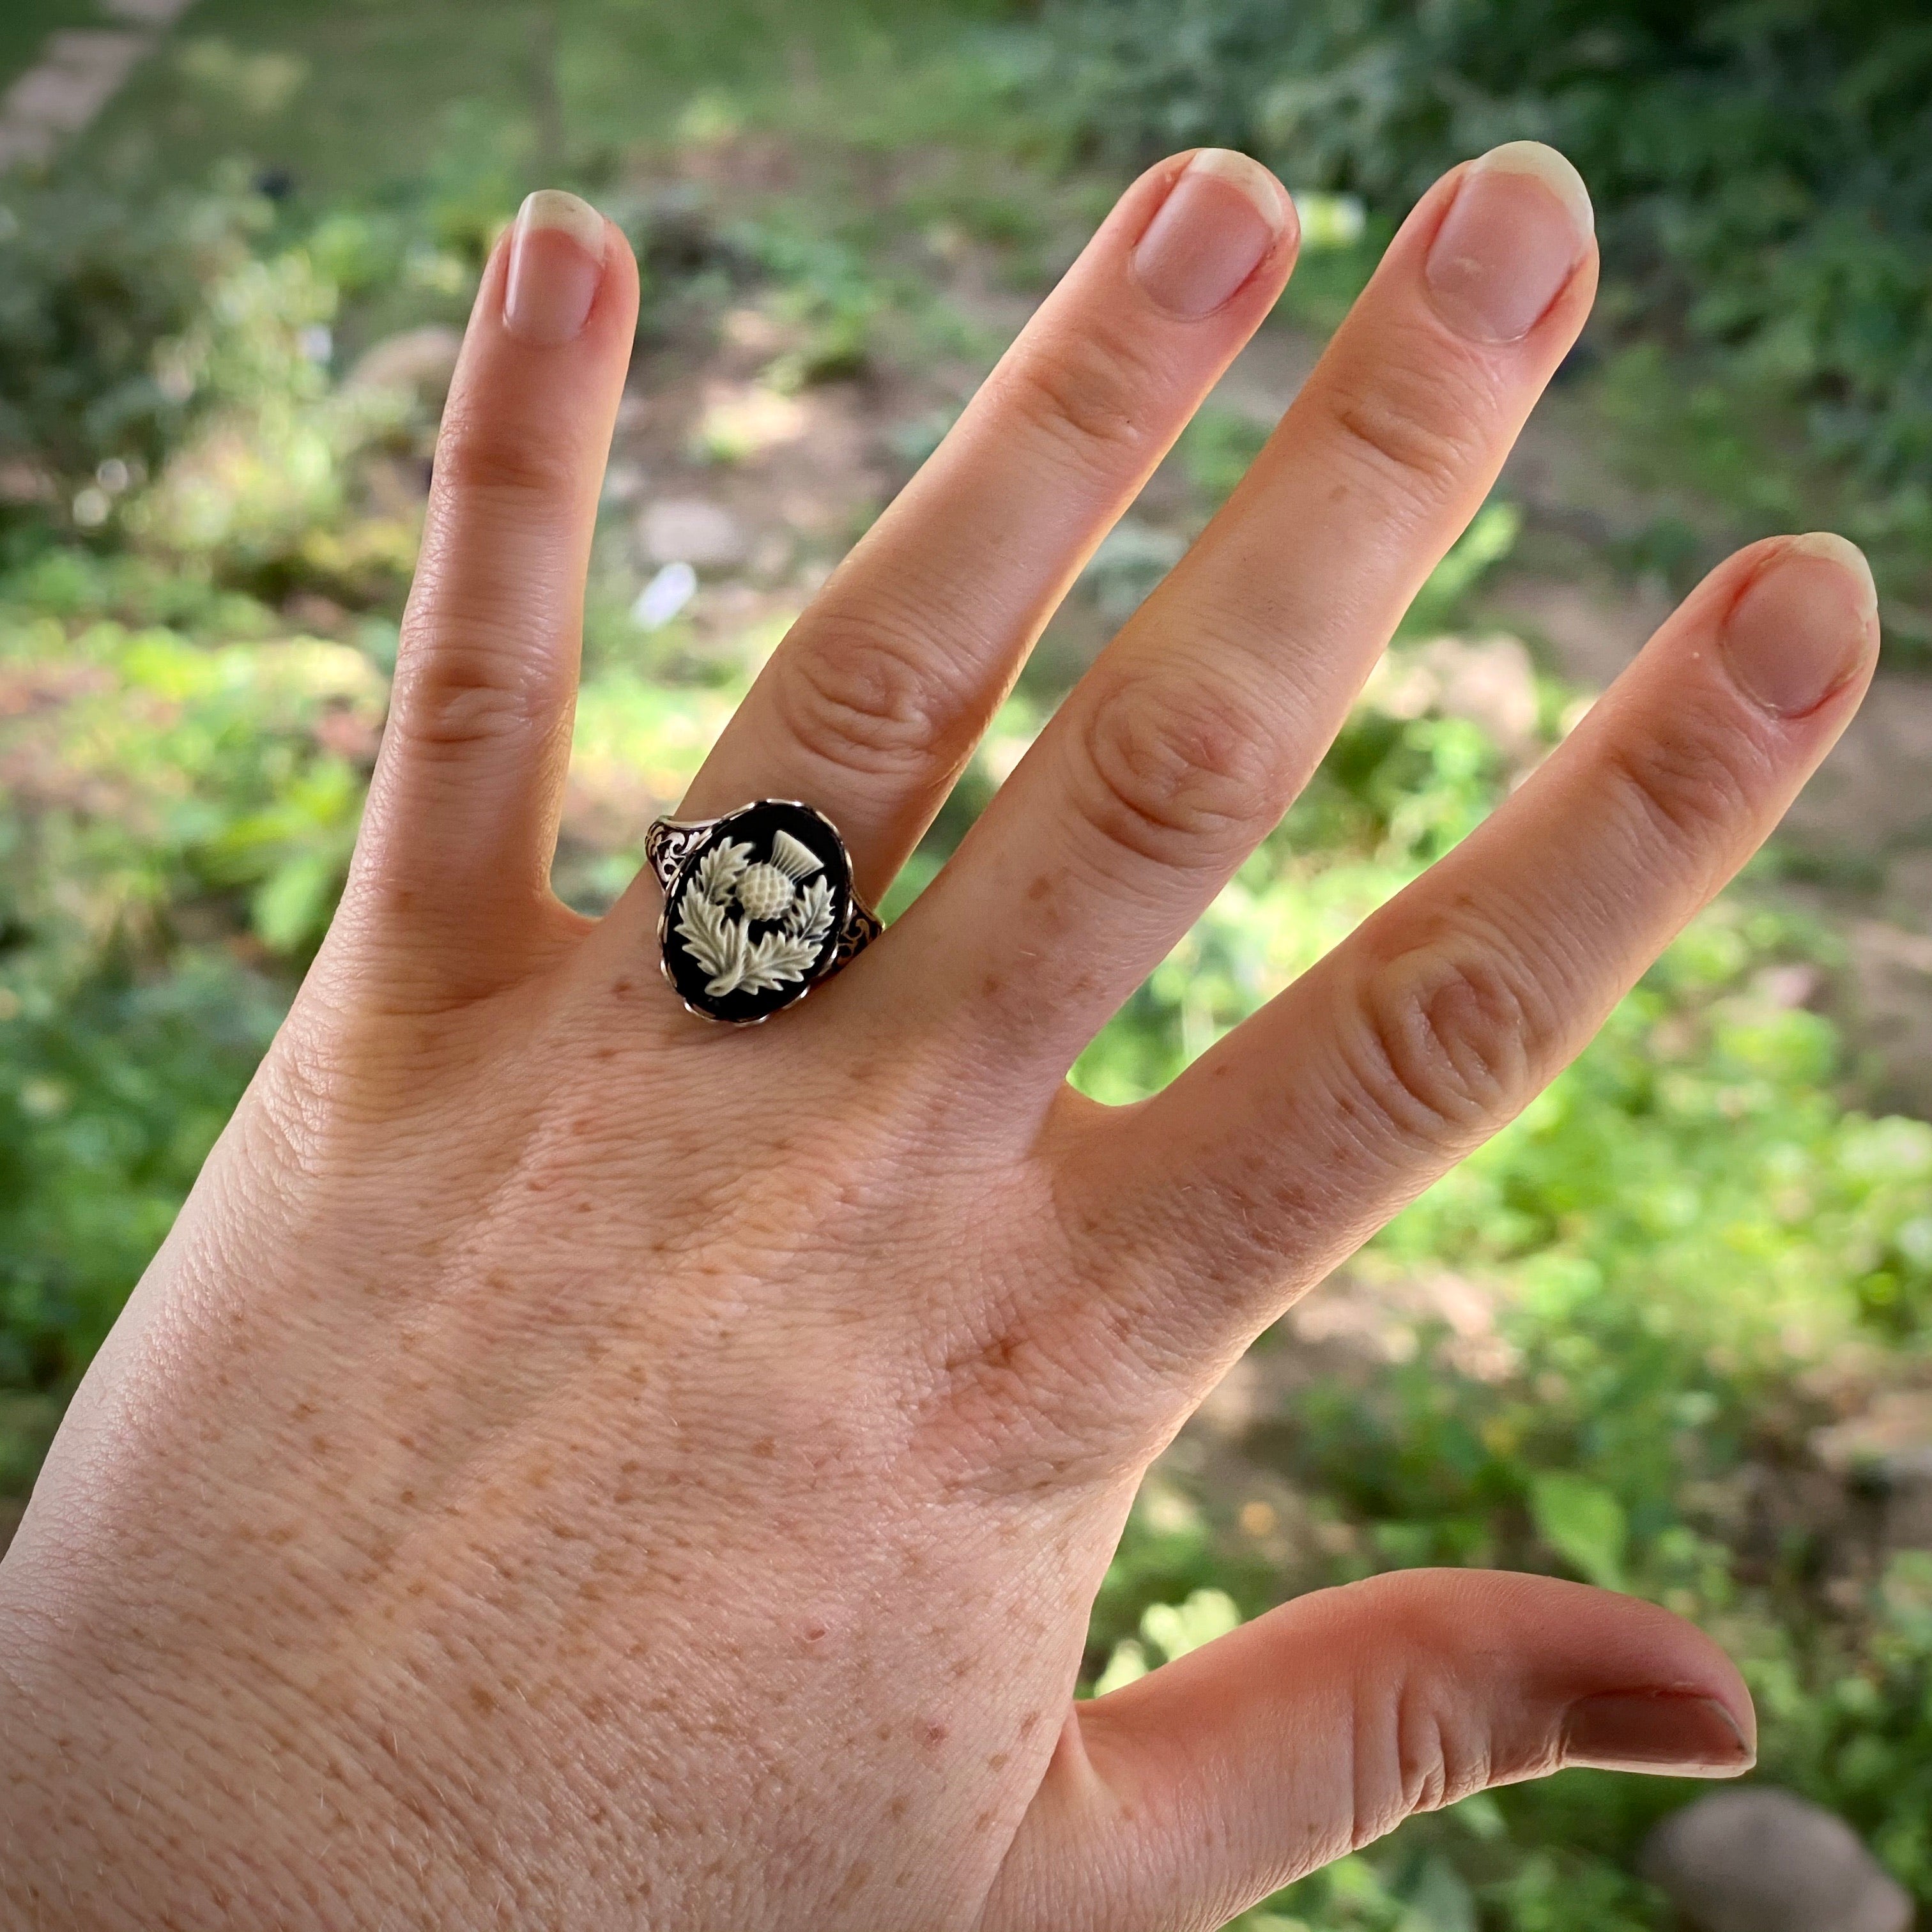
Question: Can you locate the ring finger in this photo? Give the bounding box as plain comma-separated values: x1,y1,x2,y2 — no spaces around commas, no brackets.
646,148,1300,912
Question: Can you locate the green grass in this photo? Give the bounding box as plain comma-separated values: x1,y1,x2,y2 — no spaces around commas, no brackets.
80,0,1024,214
0,0,116,93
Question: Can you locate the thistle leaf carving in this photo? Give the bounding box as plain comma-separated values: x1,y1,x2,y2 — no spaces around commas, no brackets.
692,838,752,907
675,832,834,1002
783,875,834,946
736,929,823,995
675,886,747,991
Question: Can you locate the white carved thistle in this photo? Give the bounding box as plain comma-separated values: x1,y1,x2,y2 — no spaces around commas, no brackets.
673,828,835,999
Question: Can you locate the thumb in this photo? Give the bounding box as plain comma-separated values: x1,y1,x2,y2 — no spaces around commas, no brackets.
986,1568,1755,1932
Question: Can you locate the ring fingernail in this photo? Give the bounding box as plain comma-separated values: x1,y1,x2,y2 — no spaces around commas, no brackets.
504,188,608,346
1132,148,1293,321
1425,141,1593,344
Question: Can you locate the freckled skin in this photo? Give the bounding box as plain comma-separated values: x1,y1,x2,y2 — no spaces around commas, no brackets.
0,146,1814,1932
0,949,1153,1931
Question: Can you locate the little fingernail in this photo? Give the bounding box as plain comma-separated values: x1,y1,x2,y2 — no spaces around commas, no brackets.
1131,149,1294,321
1563,1692,1756,1777
503,190,608,346
1722,532,1880,717
1424,141,1593,344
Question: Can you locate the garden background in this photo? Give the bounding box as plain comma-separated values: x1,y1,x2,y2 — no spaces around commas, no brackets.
3,3,1932,1926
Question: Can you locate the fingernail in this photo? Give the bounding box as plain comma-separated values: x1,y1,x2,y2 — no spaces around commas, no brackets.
1131,149,1294,321
1563,1692,1756,1776
1424,141,1593,344
1722,532,1880,717
503,190,608,346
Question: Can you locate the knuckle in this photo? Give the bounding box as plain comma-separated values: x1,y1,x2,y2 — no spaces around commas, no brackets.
1599,716,1763,878
1340,1573,1544,1851
1353,1673,1494,1848
768,611,977,781
390,646,548,755
1073,668,1282,872
1004,328,1162,464
433,404,581,503
1346,924,1553,1147
1398,1680,1492,1817
1324,358,1489,502
918,1301,1144,1498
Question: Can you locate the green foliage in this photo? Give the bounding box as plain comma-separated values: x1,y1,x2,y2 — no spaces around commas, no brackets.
1092,1583,1243,1693
1401,503,1522,638
0,946,284,1390
0,160,430,615
728,218,891,390
1528,1473,1627,1592
0,170,270,527
1039,0,1932,544
0,574,381,1384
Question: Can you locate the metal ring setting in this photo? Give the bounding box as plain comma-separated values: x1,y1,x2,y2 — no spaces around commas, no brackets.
647,800,882,1024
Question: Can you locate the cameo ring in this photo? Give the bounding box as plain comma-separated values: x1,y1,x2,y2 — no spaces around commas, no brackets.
646,801,883,1024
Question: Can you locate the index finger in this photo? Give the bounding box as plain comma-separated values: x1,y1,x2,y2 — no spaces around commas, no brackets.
344,192,638,976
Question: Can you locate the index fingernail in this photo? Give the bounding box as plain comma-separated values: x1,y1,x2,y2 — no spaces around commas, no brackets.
504,189,608,346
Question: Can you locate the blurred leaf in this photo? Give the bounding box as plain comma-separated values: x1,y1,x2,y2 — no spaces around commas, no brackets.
1141,1587,1242,1662
1399,1856,1477,1932
1531,1474,1629,1592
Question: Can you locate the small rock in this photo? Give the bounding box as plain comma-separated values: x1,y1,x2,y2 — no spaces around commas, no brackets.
749,530,795,579
1641,1789,1913,1932
638,496,748,571
1813,1385,1932,1548
0,461,52,505
1414,634,1542,763
280,591,348,635
1813,1388,1932,1486
343,326,464,405
687,382,806,464
720,306,785,355
102,0,198,21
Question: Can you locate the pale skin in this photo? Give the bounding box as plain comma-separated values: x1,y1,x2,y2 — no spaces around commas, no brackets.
0,141,1881,1929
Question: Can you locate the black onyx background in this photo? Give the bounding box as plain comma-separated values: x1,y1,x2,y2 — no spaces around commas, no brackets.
659,801,854,1023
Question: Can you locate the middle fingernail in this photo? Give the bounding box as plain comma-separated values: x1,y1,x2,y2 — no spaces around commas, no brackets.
504,188,608,346
1425,141,1593,344
1132,149,1294,321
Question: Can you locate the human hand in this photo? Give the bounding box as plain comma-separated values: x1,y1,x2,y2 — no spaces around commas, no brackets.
1,148,1877,1929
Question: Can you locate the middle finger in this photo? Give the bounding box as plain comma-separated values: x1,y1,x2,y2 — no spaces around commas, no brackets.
895,142,1597,1078
668,149,1298,907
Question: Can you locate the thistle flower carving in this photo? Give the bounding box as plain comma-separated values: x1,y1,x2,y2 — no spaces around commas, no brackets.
673,829,836,998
